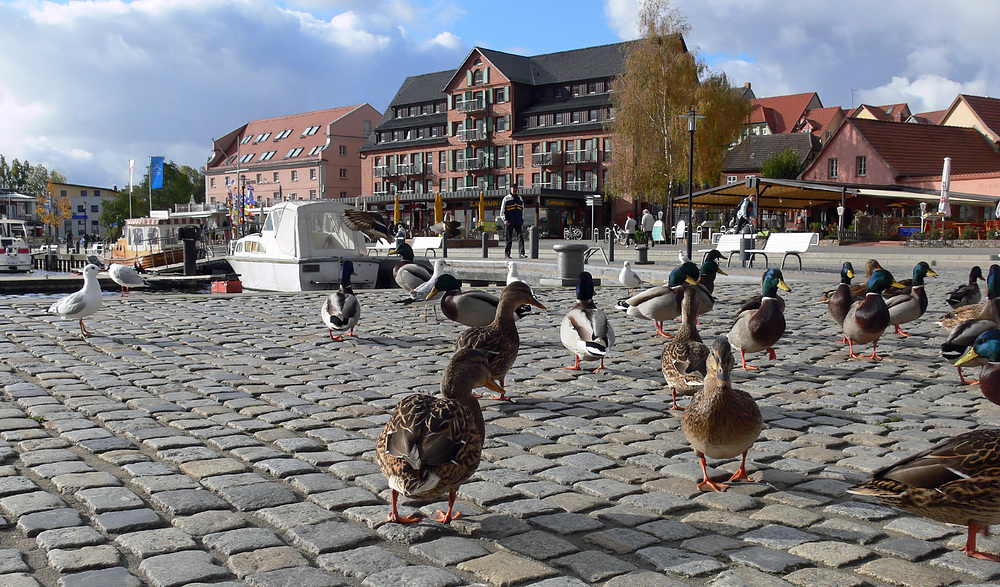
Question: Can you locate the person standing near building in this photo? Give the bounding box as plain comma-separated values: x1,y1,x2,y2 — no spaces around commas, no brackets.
640,208,654,247
501,185,526,259
624,213,637,246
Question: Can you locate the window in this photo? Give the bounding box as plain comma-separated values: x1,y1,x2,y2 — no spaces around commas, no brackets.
310,190,317,198
310,169,317,180
91,205,99,213
589,109,599,122
495,116,507,132
241,135,253,145
308,146,322,156
472,69,483,85
291,170,298,181
364,120,372,136
727,175,739,184
856,156,867,177
94,190,101,197
240,153,254,163
275,129,292,140
339,168,347,179
439,151,446,173
81,190,87,197
828,158,838,178
301,125,321,137
210,178,216,188
225,155,237,165
256,173,262,183
61,190,67,197
516,145,524,168
588,82,597,94
572,111,581,123
340,191,347,198
285,147,303,158
497,145,508,168
259,151,276,161
255,132,271,142
603,138,612,162
555,112,563,125
77,204,85,212
273,172,280,182
339,145,347,156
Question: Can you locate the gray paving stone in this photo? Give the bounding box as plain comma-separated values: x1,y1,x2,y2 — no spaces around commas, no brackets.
218,481,298,511
286,520,376,555
726,546,809,574
361,565,464,587
17,507,82,536
530,512,604,534
552,550,636,582
244,566,346,587
456,551,558,586
500,529,578,559
602,570,690,587
58,567,143,587
148,488,230,515
318,545,409,578
784,567,865,587
0,548,30,573
227,545,310,579
36,526,106,551
92,508,162,534
410,536,491,566
740,524,820,550
138,550,232,587
75,487,145,514
0,491,66,517
203,527,285,556
636,546,726,577
787,540,873,568
113,528,198,558
171,510,246,536
46,545,121,573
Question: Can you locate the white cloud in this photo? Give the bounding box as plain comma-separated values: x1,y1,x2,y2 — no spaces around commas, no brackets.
604,0,639,40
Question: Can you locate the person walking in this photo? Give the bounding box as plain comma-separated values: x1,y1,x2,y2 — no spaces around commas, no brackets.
501,185,526,259
640,208,654,248
624,213,637,247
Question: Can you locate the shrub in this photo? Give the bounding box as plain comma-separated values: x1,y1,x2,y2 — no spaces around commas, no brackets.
943,228,958,240
960,227,978,239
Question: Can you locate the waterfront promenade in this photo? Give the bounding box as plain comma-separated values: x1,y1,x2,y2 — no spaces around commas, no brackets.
1,243,999,586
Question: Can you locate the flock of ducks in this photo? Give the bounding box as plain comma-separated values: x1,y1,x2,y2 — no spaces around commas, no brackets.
44,250,1000,560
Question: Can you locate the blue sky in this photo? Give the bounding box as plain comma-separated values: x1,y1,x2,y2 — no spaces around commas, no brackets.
2,0,998,189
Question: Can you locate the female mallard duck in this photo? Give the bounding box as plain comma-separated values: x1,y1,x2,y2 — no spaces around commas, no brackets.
616,262,699,337
843,269,904,360
886,261,937,337
662,286,708,410
955,329,1000,405
376,348,503,524
561,272,615,372
938,265,1000,330
321,261,360,341
682,338,762,492
946,266,985,309
728,269,791,370
847,428,1000,561
827,262,858,343
456,281,546,401
426,274,531,328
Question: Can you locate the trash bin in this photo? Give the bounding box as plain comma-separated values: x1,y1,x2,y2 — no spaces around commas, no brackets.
739,234,754,265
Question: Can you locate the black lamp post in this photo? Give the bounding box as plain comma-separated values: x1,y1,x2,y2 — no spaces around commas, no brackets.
678,108,704,260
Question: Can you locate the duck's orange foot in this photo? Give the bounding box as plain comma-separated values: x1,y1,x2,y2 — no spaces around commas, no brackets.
967,549,1000,561
387,512,421,523
489,394,514,402
697,479,728,492
727,468,752,483
432,509,460,524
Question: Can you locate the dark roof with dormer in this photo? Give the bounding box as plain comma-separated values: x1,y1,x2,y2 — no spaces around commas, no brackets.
723,133,822,173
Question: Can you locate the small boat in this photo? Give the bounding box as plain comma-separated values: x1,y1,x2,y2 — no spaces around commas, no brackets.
226,200,379,291
109,210,224,270
0,217,31,272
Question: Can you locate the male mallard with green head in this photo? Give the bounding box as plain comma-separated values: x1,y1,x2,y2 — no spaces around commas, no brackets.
955,329,1000,405
662,286,708,410
426,274,531,328
728,269,791,370
886,261,936,337
321,260,361,341
843,269,904,360
617,262,699,337
561,272,615,372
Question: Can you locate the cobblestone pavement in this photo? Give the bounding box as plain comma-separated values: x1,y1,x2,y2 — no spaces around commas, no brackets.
1,265,1000,587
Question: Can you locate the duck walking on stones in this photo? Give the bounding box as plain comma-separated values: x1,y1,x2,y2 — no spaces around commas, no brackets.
886,261,936,337
48,264,103,338
847,428,1000,561
617,262,699,338
946,266,985,309
843,269,904,360
662,286,708,410
321,261,360,341
827,262,857,343
728,269,790,370
376,348,503,524
426,274,532,328
561,272,614,372
682,338,762,492
456,281,546,401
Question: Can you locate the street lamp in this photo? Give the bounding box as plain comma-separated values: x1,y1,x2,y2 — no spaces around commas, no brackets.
678,108,704,260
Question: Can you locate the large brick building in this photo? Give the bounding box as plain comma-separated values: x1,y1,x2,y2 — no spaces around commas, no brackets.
359,43,633,238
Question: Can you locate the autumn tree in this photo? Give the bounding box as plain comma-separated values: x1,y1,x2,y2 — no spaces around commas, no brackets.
37,171,71,242
607,0,750,225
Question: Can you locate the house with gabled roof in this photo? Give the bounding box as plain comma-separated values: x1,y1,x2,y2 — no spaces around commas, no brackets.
940,94,1000,146
720,133,822,185
791,106,845,144
745,92,822,136
849,103,912,123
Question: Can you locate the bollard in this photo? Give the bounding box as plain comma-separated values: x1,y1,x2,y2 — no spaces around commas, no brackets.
739,234,753,266
608,237,614,263
179,226,199,276
442,234,448,258
481,232,489,258
552,243,589,286
529,225,539,259
635,245,652,265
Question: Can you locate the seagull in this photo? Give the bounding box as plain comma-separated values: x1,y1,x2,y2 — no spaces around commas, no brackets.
619,261,643,295
108,263,148,297
404,258,448,321
506,261,527,286
48,264,103,338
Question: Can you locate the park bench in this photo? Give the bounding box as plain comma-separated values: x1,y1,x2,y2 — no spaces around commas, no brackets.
696,233,746,266
746,232,820,270
365,238,394,256
410,236,444,257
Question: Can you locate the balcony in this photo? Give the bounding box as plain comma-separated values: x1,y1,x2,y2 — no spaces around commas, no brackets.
372,190,391,197
566,149,597,164
456,97,487,114
457,185,483,196
531,152,563,167
458,128,487,143
396,162,424,175
373,165,396,178
456,157,488,172
566,180,597,192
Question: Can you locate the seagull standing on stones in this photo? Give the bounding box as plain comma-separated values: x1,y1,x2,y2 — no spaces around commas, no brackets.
48,264,103,338
619,261,643,295
108,263,148,297
506,261,527,286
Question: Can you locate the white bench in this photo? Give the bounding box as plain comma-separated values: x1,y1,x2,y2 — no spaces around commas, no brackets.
697,233,746,267
746,232,820,270
365,238,393,256
410,236,443,257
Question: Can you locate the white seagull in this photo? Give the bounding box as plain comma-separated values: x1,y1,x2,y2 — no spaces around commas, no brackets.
619,261,643,295
506,261,528,285
406,258,449,321
108,263,148,297
48,264,103,338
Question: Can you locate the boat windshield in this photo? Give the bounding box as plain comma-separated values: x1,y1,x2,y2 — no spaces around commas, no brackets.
262,208,283,233
0,221,27,239
306,210,355,251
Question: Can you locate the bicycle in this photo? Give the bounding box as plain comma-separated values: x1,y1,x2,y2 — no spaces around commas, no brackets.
563,226,583,240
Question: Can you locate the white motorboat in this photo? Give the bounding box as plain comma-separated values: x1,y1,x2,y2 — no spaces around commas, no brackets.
226,200,379,291
0,217,31,272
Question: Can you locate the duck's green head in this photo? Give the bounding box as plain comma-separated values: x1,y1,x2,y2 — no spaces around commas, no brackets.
705,249,723,263
867,269,904,294
427,274,461,300
576,271,595,301
988,265,1000,300
841,262,855,283
911,261,937,286
761,268,791,297
956,329,1000,366
668,262,700,287
700,258,726,278
390,242,415,261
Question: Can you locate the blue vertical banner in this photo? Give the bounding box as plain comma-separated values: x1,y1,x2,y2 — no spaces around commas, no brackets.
150,156,164,189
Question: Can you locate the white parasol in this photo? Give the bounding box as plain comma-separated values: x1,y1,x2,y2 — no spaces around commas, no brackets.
938,157,952,217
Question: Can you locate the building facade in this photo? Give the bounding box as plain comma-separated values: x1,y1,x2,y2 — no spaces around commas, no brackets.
204,104,381,209
50,182,116,240
359,43,631,237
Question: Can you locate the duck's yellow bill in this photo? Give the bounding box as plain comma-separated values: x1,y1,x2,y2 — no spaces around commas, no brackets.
955,347,981,367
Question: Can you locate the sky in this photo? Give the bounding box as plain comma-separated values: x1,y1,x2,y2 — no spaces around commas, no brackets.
2,0,999,189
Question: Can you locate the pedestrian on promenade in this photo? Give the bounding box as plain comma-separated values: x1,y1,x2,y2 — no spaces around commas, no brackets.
501,185,526,259
624,213,637,247
640,208,654,247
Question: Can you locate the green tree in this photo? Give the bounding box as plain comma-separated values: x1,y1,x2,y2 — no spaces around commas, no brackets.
100,160,205,241
760,147,803,179
607,0,750,216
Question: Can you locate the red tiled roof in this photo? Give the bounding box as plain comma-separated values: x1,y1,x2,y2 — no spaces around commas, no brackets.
748,104,778,132
750,92,820,133
851,118,1000,178
218,105,367,163
850,103,911,123
793,106,843,137
912,109,946,125
960,94,1000,140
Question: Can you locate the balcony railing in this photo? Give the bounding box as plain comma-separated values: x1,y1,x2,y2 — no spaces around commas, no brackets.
531,152,562,167
458,128,487,142
373,190,391,197
396,162,424,175
457,158,488,172
456,97,486,114
566,180,597,191
566,149,597,164
457,185,483,195
373,165,396,178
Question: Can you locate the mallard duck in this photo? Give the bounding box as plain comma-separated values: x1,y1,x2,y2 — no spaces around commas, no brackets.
108,263,148,297
455,281,546,401
376,348,503,524
426,274,531,328
938,265,1000,330
48,264,103,338
843,269,904,360
616,262,699,337
343,209,390,242
946,266,985,309
506,261,527,286
662,286,708,410
391,243,433,295
955,329,1000,405
733,268,788,318
429,213,462,239
827,262,858,343
847,428,1000,561
321,260,360,341
728,269,790,370
941,298,1000,385
820,259,881,302
698,251,726,295
619,261,643,295
561,272,614,372
886,262,937,337
682,338,762,492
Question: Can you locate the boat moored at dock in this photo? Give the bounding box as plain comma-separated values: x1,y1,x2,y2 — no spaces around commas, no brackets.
1,218,31,272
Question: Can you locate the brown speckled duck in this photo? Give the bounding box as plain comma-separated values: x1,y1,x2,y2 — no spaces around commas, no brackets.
848,428,1000,561
376,348,503,524
946,266,985,309
662,286,708,410
682,338,762,492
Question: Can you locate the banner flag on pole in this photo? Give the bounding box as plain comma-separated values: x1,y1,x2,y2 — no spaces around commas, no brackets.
150,156,164,189
128,159,134,191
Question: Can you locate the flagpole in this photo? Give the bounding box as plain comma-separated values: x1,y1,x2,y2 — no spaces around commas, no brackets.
148,156,152,215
